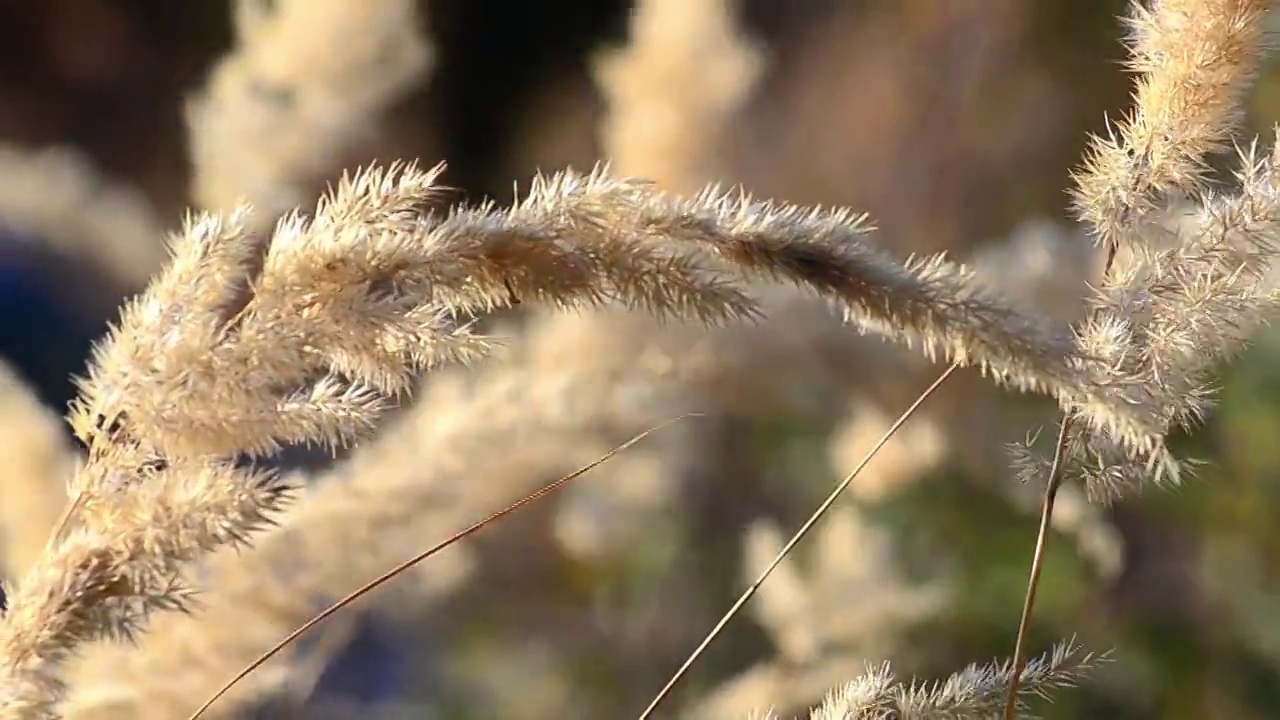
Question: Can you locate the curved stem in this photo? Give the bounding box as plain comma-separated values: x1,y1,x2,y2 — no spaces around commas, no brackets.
638,361,960,719
1003,416,1071,720
188,416,691,720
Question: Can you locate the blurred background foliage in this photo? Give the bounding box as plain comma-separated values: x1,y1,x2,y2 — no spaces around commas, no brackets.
2,1,1280,718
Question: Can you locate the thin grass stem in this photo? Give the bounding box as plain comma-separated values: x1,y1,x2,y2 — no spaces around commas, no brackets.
637,361,960,719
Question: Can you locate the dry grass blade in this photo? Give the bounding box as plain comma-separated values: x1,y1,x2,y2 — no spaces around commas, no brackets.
1002,240,1122,719
186,415,695,720
638,362,959,719
1003,415,1072,720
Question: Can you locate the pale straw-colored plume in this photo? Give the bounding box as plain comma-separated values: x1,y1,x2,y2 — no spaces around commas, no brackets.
629,185,1174,469
71,158,1169,466
0,454,290,720
593,0,763,192
762,640,1105,720
1015,143,1280,498
1011,0,1280,500
65,162,767,461
1073,0,1270,248
186,0,432,225
58,311,703,719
